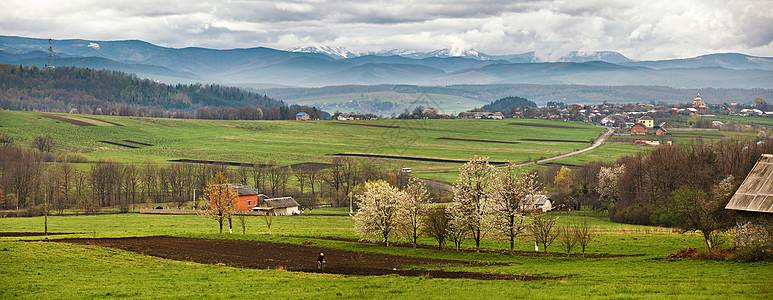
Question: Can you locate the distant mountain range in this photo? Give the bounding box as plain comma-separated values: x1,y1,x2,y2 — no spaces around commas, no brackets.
2,35,773,112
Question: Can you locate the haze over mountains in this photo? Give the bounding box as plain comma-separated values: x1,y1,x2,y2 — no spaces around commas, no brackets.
2,35,773,114
2,35,773,89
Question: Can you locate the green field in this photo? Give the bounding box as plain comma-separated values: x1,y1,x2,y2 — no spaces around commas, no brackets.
0,110,607,171
1,211,771,299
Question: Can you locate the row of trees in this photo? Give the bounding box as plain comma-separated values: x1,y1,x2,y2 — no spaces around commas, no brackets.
0,142,435,215
354,156,592,255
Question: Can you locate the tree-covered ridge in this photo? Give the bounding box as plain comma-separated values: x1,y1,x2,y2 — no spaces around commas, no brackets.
481,96,536,111
0,64,284,112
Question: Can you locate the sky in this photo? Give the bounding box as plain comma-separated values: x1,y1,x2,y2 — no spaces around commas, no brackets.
1,0,772,61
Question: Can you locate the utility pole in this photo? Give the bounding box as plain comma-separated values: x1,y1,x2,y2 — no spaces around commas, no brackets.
46,38,54,69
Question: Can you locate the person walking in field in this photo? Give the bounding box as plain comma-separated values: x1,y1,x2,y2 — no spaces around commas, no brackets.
317,253,326,271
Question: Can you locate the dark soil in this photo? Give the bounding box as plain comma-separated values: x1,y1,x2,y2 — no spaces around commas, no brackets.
437,137,519,144
122,140,153,146
541,162,582,168
508,122,587,129
0,232,76,237
81,116,123,126
169,159,270,167
298,236,635,258
332,153,509,165
331,122,399,129
53,236,555,280
520,138,588,143
609,137,658,142
288,162,333,171
39,115,96,126
98,141,139,149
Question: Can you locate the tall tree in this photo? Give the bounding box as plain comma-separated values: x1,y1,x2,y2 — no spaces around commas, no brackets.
449,155,495,253
402,179,430,248
489,164,541,255
353,180,407,246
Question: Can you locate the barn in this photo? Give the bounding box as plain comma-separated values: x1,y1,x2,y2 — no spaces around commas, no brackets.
725,154,773,246
252,196,300,216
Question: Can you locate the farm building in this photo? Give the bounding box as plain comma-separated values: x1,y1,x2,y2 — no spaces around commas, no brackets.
522,194,552,212
252,196,300,216
296,112,310,120
631,123,647,135
232,184,260,211
654,126,668,136
725,154,773,246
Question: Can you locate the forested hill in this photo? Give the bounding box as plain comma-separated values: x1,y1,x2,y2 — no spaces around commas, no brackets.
0,64,293,118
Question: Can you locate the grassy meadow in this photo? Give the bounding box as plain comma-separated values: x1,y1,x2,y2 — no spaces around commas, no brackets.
2,111,773,298
1,210,771,299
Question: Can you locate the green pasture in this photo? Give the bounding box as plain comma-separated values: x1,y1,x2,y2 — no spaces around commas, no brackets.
1,211,771,299
0,110,605,171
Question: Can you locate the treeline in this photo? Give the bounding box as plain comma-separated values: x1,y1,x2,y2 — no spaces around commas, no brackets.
0,64,326,120
545,140,773,227
0,143,449,215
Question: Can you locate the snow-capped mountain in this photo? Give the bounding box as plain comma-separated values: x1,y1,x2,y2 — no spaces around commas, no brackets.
286,46,360,59
558,51,632,63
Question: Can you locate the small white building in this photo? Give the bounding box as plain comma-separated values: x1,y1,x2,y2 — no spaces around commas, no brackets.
252,196,300,216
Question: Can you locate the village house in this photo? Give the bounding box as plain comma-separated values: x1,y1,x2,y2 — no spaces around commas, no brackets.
636,115,654,128
631,123,647,135
522,194,552,212
725,154,773,246
654,125,668,136
295,112,310,120
457,111,505,119
232,184,260,211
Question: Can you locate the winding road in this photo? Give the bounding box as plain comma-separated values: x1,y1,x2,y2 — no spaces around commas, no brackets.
413,126,614,184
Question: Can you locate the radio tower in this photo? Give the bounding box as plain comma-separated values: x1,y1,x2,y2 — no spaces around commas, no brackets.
46,38,54,69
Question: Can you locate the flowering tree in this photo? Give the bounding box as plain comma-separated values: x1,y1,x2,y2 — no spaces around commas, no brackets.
595,164,626,211
202,172,237,234
489,163,541,255
353,180,407,246
449,155,496,253
401,179,430,248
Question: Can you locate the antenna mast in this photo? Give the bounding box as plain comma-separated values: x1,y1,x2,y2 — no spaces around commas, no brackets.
46,38,54,68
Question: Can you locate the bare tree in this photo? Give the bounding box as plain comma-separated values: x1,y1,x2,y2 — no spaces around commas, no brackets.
353,180,407,246
574,217,592,257
202,172,237,234
531,213,559,253
449,155,495,253
32,135,55,152
558,225,578,256
237,214,248,235
262,209,275,235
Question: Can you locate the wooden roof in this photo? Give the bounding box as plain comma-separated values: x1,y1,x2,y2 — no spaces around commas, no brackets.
726,154,773,213
265,197,300,208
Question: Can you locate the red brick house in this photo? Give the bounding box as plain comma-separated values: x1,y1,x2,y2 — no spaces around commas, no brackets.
631,123,647,135
232,184,260,211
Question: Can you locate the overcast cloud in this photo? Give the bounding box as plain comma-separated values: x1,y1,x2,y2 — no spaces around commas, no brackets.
1,0,771,60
